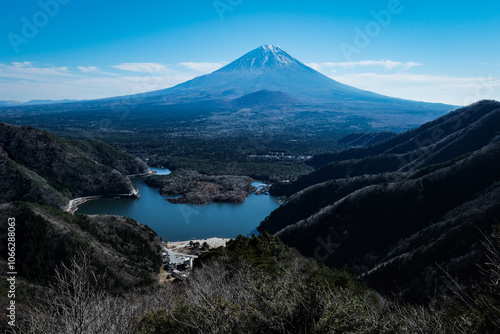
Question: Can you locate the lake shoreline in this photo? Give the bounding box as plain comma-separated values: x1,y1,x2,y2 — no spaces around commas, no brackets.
65,170,160,214
75,168,281,241
64,187,140,214
167,237,232,250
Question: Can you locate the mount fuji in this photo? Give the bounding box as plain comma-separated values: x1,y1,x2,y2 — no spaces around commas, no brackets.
1,45,455,131
133,45,451,111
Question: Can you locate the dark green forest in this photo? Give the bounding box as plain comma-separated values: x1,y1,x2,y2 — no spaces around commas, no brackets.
261,100,500,303
0,122,147,209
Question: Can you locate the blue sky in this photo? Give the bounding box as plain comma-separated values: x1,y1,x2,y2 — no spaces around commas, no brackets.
1,0,499,104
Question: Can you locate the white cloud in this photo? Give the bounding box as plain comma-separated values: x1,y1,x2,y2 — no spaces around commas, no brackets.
179,62,226,72
111,62,169,73
0,60,228,101
307,60,422,71
0,61,197,101
0,74,197,102
307,62,333,72
329,72,500,105
0,62,74,81
78,66,99,73
307,59,499,104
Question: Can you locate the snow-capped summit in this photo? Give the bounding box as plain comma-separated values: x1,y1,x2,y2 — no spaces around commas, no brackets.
219,45,299,71
261,44,278,52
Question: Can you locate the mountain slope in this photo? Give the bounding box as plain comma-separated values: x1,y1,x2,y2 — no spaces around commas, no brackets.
337,131,397,147
0,202,162,290
271,100,500,196
0,122,148,208
231,90,301,107
308,100,500,168
260,100,500,302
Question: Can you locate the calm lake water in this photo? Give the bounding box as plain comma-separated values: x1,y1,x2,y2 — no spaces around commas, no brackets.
76,169,281,241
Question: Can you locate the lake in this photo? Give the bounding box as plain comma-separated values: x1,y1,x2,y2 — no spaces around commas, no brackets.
76,168,281,241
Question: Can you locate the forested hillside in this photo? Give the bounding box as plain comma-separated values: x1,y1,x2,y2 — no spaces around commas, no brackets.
0,122,148,208
271,100,500,196
0,202,162,291
261,100,500,302
0,124,164,333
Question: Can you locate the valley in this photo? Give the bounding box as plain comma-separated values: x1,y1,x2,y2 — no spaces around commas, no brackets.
76,176,281,241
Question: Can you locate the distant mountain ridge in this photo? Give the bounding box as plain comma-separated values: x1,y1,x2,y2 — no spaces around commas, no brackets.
260,100,500,302
0,99,78,106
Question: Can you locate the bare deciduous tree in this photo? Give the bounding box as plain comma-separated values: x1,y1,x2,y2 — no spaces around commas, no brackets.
24,251,147,334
